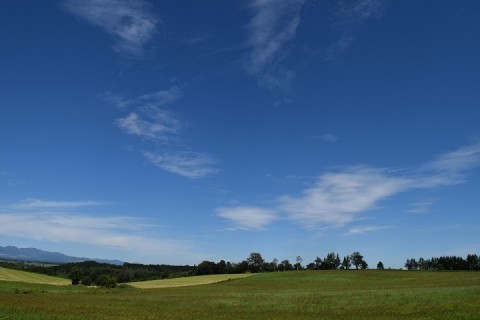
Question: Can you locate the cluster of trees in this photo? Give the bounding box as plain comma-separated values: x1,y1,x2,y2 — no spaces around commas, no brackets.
197,251,369,275
405,254,480,271
2,260,196,286
63,262,196,286
305,252,368,270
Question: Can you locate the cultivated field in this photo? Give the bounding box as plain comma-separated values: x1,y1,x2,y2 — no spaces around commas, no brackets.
0,270,479,319
0,267,70,286
130,273,253,288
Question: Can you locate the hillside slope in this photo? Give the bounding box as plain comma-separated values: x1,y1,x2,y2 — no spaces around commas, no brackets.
0,267,70,285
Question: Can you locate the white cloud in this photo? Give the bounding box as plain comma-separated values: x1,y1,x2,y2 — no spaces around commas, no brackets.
10,199,107,210
0,208,200,264
279,167,412,228
116,107,181,142
246,0,305,89
216,142,480,231
144,151,218,179
426,142,480,173
139,87,182,105
407,199,436,214
216,206,277,230
63,0,158,57
106,87,218,178
344,225,390,236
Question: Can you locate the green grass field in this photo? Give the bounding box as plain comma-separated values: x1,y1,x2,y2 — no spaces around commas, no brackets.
0,270,479,319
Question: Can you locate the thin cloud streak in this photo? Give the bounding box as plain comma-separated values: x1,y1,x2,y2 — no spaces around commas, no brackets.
62,0,158,57
11,199,108,210
144,151,219,179
216,206,277,230
116,107,181,142
325,0,387,60
344,225,390,236
246,0,305,89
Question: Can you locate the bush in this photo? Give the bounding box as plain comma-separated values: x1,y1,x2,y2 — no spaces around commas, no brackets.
81,276,92,286
95,275,117,288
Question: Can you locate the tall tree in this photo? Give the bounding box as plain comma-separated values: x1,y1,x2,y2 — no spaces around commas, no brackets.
272,258,278,272
247,252,265,272
280,259,293,271
69,266,83,285
350,252,366,270
295,256,303,271
342,256,351,270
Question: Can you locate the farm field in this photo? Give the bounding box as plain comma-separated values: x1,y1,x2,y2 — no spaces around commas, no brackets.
130,273,253,288
0,267,70,286
0,270,479,320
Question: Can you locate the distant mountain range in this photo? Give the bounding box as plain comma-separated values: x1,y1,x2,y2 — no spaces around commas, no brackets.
0,246,123,265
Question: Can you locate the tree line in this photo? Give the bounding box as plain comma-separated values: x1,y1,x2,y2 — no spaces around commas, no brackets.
196,251,369,275
404,254,480,271
1,251,478,287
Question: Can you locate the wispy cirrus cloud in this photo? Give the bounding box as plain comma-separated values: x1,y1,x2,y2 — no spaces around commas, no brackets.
246,0,305,89
116,107,181,142
216,206,277,230
217,141,480,231
279,167,412,228
344,225,391,236
105,86,218,179
325,0,387,60
144,151,219,179
113,86,182,142
10,199,108,210
407,199,437,214
62,0,158,57
0,200,202,264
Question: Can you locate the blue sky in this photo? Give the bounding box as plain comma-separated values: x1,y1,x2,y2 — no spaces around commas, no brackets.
1,0,479,268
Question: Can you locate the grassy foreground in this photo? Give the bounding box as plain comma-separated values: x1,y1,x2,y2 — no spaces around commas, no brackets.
0,270,479,319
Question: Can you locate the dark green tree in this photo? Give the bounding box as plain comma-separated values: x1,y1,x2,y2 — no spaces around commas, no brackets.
69,266,83,285
376,261,384,270
247,252,265,272
341,256,351,270
350,252,366,270
96,275,117,288
279,259,293,271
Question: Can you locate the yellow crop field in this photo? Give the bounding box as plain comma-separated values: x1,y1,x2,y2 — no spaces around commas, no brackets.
129,273,253,288
0,267,70,285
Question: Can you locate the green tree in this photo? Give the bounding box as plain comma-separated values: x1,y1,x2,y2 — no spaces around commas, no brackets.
247,252,265,272
69,266,83,285
272,258,278,272
342,256,351,270
295,256,303,271
350,252,366,270
279,259,293,271
96,275,117,288
376,261,384,270
81,276,92,286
